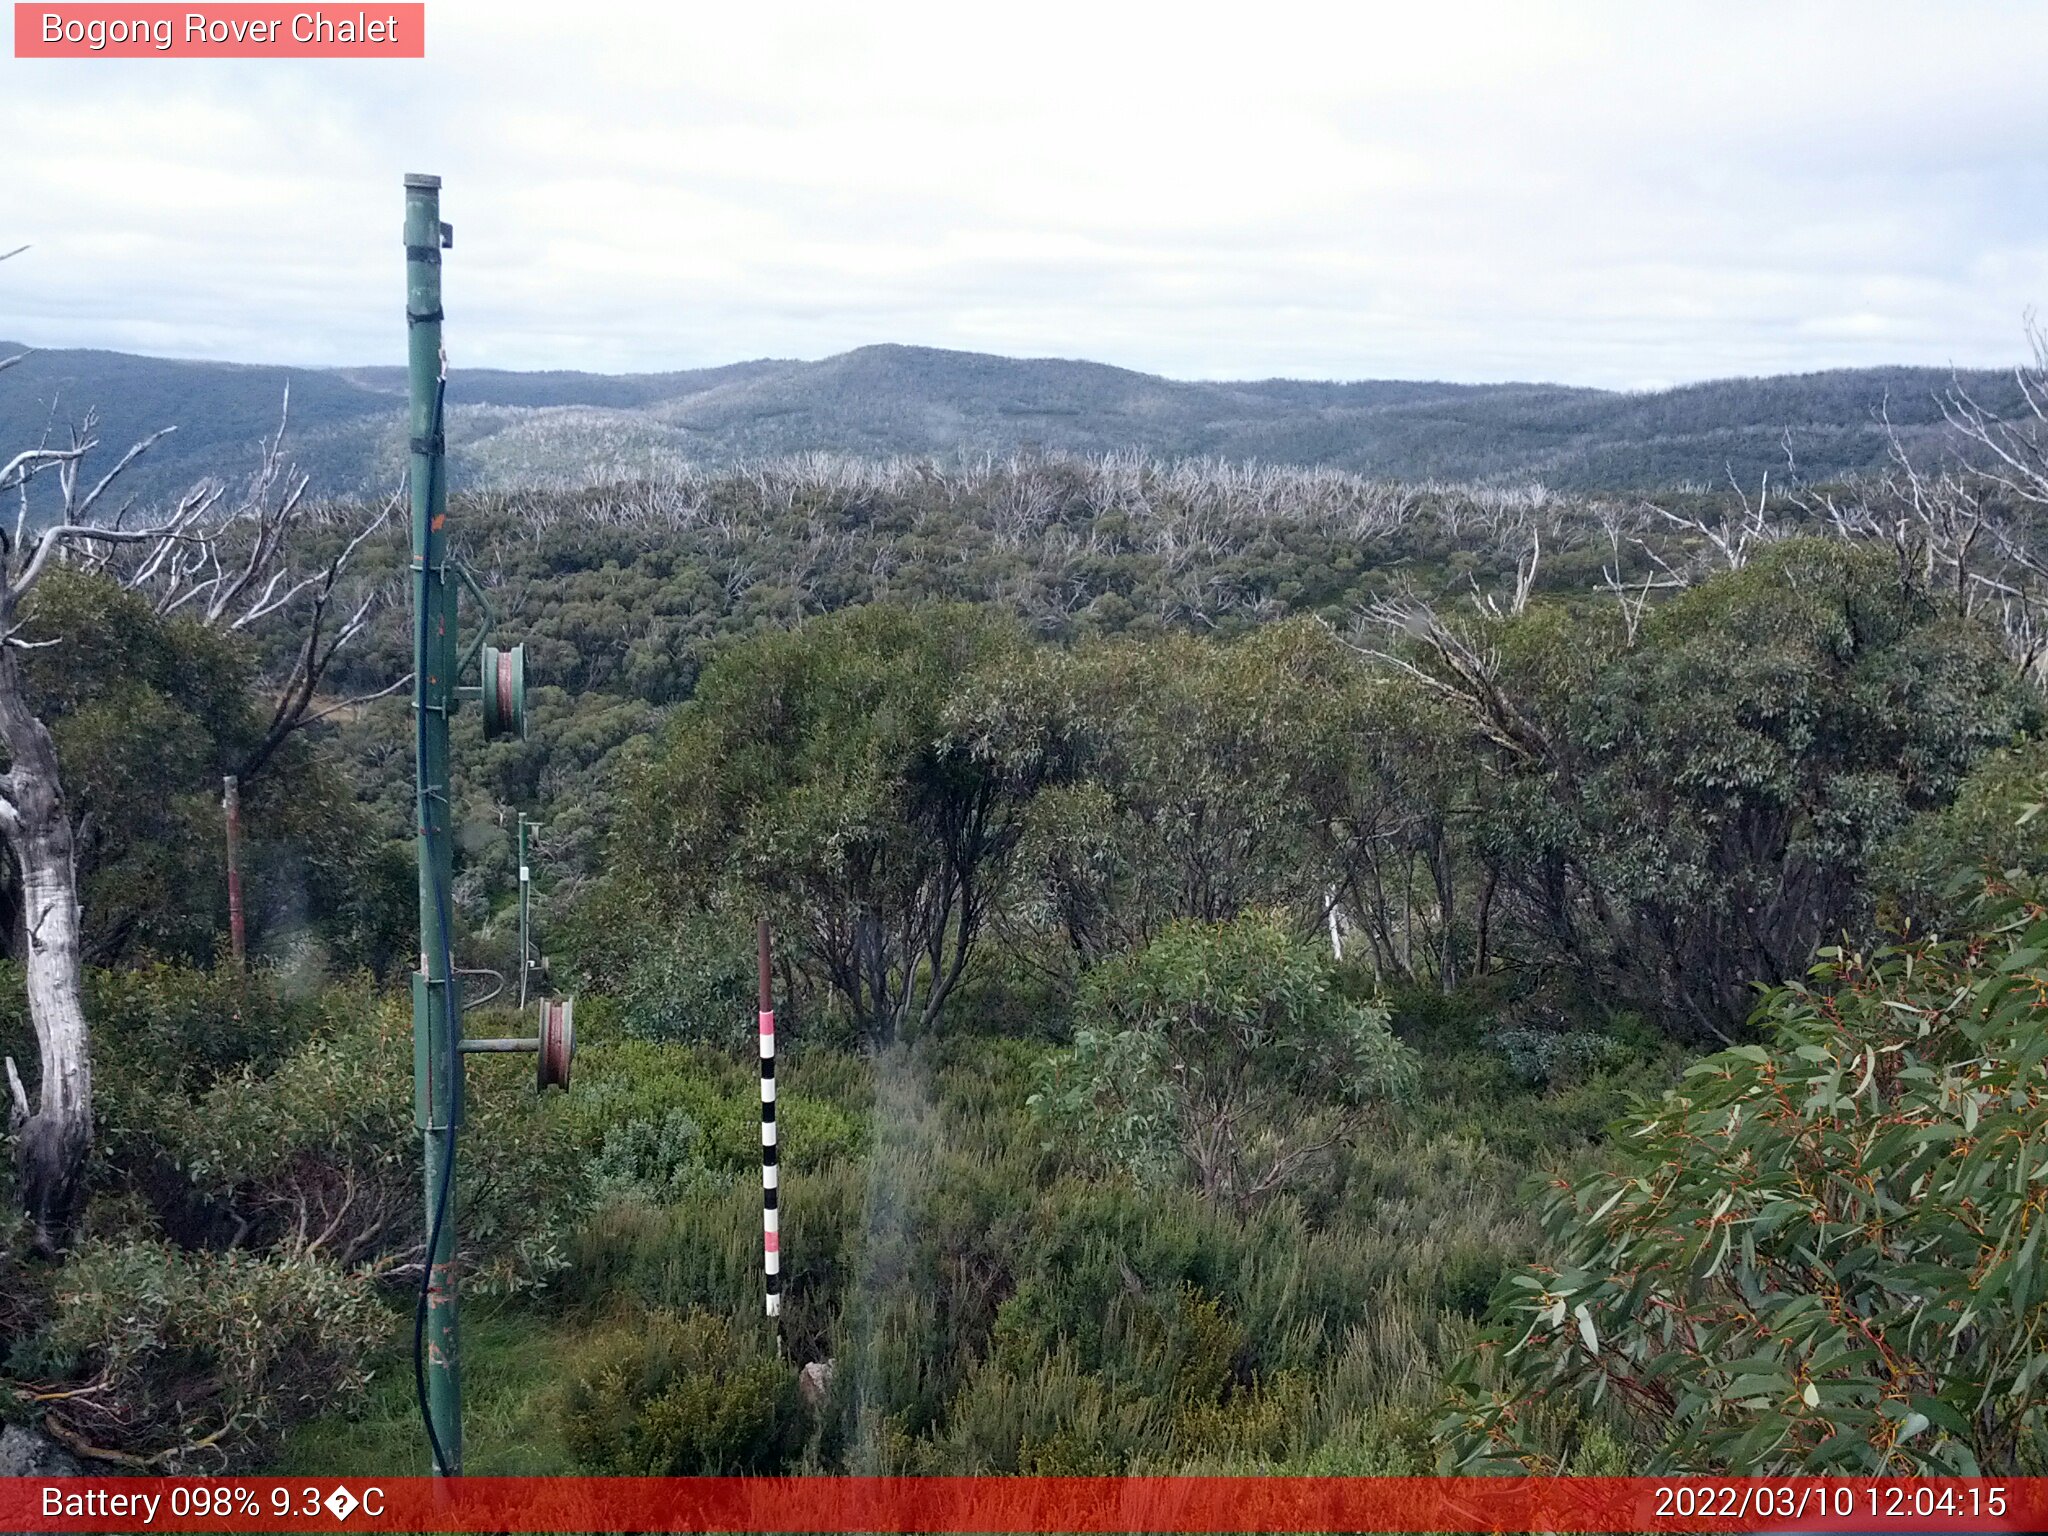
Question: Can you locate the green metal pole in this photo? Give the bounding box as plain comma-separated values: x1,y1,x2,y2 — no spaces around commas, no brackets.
517,815,532,1009
405,171,462,1478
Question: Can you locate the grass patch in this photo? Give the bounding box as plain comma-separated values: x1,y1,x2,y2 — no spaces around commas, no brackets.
272,1301,595,1476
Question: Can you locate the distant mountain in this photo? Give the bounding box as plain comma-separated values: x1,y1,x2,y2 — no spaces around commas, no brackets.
0,340,2020,507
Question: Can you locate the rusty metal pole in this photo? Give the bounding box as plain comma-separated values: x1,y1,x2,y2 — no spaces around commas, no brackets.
222,775,245,967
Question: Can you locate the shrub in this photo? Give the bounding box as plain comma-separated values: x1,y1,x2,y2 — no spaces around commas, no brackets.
927,1346,1155,1474
1489,1026,1633,1088
608,603,1064,1046
1877,736,2048,924
0,964,581,1471
560,898,759,1050
936,1285,1303,1473
0,963,357,1126
121,999,575,1294
1443,891,2048,1475
565,1161,864,1373
1461,542,2038,1042
1434,1242,1509,1320
559,1308,804,1474
1032,913,1415,1209
565,1039,869,1188
19,1238,389,1468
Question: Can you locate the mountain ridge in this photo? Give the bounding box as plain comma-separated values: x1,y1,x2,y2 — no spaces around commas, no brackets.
0,339,2019,505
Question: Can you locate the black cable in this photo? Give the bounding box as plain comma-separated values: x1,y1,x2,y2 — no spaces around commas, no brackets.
411,374,458,1478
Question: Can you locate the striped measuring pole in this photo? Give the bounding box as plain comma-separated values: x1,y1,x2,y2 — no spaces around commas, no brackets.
758,919,781,1319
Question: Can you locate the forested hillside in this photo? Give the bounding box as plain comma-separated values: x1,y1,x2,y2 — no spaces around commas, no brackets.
4,379,2048,1479
0,339,2028,507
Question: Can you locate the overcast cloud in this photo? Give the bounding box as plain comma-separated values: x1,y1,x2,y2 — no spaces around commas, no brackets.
3,1,2046,387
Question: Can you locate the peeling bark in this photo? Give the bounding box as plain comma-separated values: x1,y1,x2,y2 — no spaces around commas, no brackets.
0,403,380,1252
0,616,91,1253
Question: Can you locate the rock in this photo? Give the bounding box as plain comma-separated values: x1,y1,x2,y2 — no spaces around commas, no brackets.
0,1423,81,1477
797,1359,835,1408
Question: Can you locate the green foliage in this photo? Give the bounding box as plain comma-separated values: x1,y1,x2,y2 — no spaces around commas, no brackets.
1022,623,1352,958
1035,914,1415,1208
1294,665,1478,988
1489,1025,1636,1088
935,1282,1305,1473
559,899,757,1048
559,1308,804,1474
1434,1242,1511,1320
25,1237,389,1468
13,388,2037,1485
0,961,351,1104
53,969,579,1295
12,568,411,973
564,1039,869,1195
312,457,1770,969
273,1304,592,1475
1447,541,2036,1039
567,537,2036,1052
1377,981,1678,1160
1445,891,2048,1475
1877,736,2048,924
546,1023,1534,1479
566,1162,867,1387
0,966,583,1469
615,603,1064,1043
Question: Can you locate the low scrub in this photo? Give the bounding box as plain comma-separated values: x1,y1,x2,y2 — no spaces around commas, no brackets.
560,1308,804,1474
14,1238,387,1469
2,965,577,1468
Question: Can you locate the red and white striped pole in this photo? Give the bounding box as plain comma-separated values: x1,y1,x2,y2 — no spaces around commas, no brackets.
758,918,781,1320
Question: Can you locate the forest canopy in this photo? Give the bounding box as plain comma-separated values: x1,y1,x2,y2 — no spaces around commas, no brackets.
3,411,2047,1476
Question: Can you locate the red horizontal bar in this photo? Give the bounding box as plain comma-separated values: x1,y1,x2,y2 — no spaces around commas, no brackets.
5,1476,2044,1533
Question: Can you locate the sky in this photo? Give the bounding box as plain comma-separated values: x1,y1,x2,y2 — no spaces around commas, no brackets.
3,1,2047,388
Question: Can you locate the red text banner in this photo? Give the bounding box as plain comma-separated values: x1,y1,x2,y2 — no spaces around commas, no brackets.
3,1476,2044,1533
13,5,424,57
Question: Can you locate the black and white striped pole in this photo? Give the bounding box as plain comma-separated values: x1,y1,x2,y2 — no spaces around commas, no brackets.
758,918,781,1322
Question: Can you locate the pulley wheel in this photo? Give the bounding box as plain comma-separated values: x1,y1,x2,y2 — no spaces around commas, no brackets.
480,643,527,741
537,995,575,1090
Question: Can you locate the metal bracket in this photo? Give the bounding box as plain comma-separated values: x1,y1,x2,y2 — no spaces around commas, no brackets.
454,560,495,674
411,972,465,1131
456,995,574,1091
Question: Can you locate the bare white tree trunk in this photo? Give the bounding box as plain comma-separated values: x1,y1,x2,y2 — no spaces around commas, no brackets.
0,362,398,1248
0,621,90,1253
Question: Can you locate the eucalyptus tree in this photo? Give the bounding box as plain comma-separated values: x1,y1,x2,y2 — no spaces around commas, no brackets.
0,346,395,1248
1448,887,2048,1474
0,407,211,1247
1021,626,1334,962
1352,542,2034,1042
617,603,1068,1044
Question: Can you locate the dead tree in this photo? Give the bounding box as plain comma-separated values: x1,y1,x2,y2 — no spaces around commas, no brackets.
1469,527,1542,619
1942,320,2048,513
0,367,396,1250
1785,344,2048,678
0,415,216,1248
1594,504,1685,645
1347,596,1552,766
79,388,407,781
1646,464,1782,575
